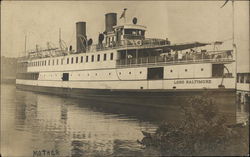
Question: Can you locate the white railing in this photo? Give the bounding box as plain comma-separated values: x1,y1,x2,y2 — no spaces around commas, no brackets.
117,57,234,67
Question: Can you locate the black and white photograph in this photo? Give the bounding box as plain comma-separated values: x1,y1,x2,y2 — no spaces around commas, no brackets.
1,1,249,156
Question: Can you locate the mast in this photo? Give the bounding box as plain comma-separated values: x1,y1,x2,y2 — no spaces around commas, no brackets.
24,35,27,57
232,0,237,89
59,28,62,50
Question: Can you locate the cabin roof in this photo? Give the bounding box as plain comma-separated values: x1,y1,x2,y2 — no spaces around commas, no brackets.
113,24,147,30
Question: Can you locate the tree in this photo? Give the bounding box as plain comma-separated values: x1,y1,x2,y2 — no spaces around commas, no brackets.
139,92,249,156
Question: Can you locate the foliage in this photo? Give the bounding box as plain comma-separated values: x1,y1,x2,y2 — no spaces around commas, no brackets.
139,93,249,156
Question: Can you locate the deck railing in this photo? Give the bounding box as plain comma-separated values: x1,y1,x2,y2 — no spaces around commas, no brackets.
117,56,234,67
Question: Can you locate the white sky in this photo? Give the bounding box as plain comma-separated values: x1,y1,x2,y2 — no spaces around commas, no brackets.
1,1,249,71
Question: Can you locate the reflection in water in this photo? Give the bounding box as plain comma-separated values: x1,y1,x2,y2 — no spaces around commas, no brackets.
1,84,156,156
236,102,249,124
1,84,247,157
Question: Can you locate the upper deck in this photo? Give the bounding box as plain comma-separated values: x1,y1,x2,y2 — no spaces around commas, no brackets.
17,11,235,72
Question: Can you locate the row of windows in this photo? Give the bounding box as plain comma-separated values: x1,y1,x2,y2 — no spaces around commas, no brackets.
29,53,114,67
237,73,250,84
39,71,144,78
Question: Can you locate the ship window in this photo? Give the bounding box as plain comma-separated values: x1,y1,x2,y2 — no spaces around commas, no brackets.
140,71,142,74
86,56,89,62
57,59,59,65
129,72,131,74
240,75,244,83
48,60,50,66
67,58,69,64
45,60,46,66
185,69,187,72
212,64,224,77
201,68,204,71
119,72,121,75
61,59,63,65
52,60,54,65
147,67,164,80
81,56,83,63
170,70,173,72
76,57,78,63
95,73,97,76
71,57,74,64
104,54,107,61
109,73,111,75
246,73,250,83
110,53,114,60
237,74,240,83
91,55,94,62
62,73,69,81
97,54,100,61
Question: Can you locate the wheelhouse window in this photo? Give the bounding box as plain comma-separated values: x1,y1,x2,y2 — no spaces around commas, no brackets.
76,57,78,63
124,29,145,36
52,60,54,65
67,58,69,64
71,57,74,64
91,55,94,62
61,59,63,65
57,59,59,65
48,60,50,66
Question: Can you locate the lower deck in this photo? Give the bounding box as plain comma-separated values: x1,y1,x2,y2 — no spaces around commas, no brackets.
16,77,235,90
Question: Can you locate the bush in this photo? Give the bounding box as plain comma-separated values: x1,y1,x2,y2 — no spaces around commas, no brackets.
139,93,249,156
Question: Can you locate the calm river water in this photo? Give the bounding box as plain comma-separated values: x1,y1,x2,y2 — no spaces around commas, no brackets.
1,84,248,157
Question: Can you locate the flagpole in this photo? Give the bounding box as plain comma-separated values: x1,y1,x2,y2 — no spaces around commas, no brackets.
232,0,237,90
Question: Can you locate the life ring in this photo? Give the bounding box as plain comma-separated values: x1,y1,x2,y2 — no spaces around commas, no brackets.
136,40,142,46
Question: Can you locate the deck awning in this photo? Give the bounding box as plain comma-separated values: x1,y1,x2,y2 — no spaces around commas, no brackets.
165,42,211,51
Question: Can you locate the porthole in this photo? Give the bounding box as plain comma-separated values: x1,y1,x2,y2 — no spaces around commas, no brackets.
170,70,173,72
140,71,142,74
119,72,121,75
129,72,131,74
109,73,111,75
201,68,204,71
185,69,187,72
95,73,97,76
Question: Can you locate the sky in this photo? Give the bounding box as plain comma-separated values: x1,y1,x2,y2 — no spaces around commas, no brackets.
1,1,249,72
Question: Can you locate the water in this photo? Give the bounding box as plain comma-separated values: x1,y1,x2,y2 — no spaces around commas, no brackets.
1,84,248,157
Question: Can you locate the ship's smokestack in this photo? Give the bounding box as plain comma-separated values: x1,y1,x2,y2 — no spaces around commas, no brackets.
105,13,117,33
76,22,87,53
